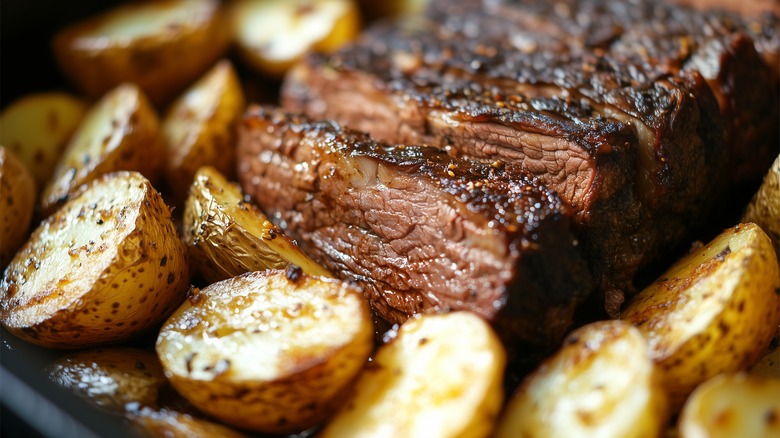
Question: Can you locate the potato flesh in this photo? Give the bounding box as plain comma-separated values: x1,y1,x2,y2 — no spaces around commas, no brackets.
678,374,780,438
47,347,167,411
622,223,780,406
156,269,373,432
41,84,163,213
83,0,216,41
743,155,780,253
321,311,506,438
0,92,87,189
0,148,36,268
183,166,331,283
494,320,667,438
1,171,188,348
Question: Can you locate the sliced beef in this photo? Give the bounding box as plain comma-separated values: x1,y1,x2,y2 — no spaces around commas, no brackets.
283,19,726,312
237,106,594,348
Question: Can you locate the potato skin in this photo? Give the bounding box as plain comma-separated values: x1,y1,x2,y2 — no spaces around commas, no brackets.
0,147,36,268
0,92,88,189
622,223,780,408
130,407,249,438
743,155,780,253
1,171,189,348
163,60,245,203
47,347,167,412
40,84,165,215
52,0,229,106
156,269,373,434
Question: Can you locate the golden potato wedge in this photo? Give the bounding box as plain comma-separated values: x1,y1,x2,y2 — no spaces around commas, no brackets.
320,311,506,438
130,407,249,438
494,320,667,438
232,0,361,78
163,60,245,203
678,373,780,438
622,223,780,408
156,268,373,434
52,0,229,106
182,166,331,283
47,347,167,412
0,147,35,268
743,155,779,253
0,92,88,189
40,84,164,215
0,171,189,348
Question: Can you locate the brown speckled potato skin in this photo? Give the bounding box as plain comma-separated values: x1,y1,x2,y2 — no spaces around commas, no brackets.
0,147,35,268
0,171,189,348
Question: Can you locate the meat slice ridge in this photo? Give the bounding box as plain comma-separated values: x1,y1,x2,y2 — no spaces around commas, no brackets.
282,20,727,312
237,106,594,348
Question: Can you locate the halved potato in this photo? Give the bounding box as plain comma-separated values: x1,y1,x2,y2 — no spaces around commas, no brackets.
0,147,35,268
320,311,506,438
0,92,88,189
743,155,779,253
130,407,249,438
232,0,361,78
156,268,373,434
47,347,167,412
494,320,667,438
163,60,245,203
52,0,229,106
40,84,164,215
678,373,780,438
183,166,331,283
0,171,189,348
621,223,780,408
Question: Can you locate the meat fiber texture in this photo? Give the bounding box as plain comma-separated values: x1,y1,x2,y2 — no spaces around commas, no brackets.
237,107,593,349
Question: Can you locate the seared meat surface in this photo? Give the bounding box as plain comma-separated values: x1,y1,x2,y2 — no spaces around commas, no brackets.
237,107,593,348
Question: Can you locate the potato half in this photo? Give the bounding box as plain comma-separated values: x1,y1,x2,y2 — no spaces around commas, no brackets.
622,223,780,408
163,60,245,203
183,166,331,283
0,147,35,268
743,155,779,253
47,347,167,412
156,268,373,434
130,407,249,438
678,373,780,438
232,0,360,78
494,320,668,438
40,84,164,215
320,311,506,438
52,0,229,106
0,171,189,348
0,92,88,189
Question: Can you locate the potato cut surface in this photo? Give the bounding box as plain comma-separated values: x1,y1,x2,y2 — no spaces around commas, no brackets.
0,92,87,189
495,320,667,438
1,171,188,348
622,223,780,407
743,155,780,253
183,166,331,283
321,311,506,438
157,268,372,433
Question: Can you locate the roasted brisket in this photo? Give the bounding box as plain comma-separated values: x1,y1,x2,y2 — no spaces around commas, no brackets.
237,107,593,347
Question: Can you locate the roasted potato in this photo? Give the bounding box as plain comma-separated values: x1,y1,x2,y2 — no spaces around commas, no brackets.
182,166,331,283
47,347,167,412
743,155,779,253
52,0,229,106
751,341,780,379
494,320,668,438
40,84,165,215
320,311,506,438
162,60,245,203
0,171,189,348
232,0,361,78
130,407,249,438
156,268,373,434
0,92,88,189
0,147,36,268
621,223,780,408
677,373,780,438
